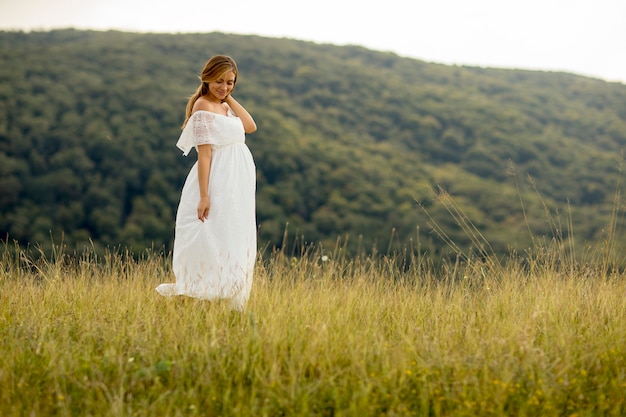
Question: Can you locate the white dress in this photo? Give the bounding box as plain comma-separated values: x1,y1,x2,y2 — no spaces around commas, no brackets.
156,109,256,311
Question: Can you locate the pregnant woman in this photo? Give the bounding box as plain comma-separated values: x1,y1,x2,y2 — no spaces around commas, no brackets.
156,55,258,311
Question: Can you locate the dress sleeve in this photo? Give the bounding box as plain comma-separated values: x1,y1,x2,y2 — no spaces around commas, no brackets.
176,112,217,156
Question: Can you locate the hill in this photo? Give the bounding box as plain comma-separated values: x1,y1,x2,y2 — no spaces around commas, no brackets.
1,29,626,258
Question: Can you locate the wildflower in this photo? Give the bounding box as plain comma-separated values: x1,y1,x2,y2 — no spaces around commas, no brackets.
321,255,329,262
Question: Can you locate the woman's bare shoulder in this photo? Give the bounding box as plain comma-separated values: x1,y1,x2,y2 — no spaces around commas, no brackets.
192,97,212,114
192,97,227,115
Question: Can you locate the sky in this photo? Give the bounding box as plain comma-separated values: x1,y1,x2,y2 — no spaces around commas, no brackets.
1,0,625,84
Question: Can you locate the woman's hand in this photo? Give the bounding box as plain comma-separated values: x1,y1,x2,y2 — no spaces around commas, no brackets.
224,96,257,133
197,197,210,222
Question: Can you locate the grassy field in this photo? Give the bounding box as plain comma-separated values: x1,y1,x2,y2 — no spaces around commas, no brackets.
1,240,625,417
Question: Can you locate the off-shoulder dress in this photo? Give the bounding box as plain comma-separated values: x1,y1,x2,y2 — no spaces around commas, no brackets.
156,109,256,311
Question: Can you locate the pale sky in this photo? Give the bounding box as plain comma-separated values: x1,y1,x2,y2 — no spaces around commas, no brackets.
1,0,625,84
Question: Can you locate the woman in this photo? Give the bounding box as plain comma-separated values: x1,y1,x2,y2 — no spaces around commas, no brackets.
156,55,258,311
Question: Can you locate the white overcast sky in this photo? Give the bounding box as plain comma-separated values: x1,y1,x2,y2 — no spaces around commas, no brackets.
1,0,625,84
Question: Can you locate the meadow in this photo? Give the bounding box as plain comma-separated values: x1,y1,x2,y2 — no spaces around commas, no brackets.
1,232,625,417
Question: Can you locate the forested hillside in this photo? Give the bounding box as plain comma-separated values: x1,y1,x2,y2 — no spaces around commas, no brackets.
1,29,626,257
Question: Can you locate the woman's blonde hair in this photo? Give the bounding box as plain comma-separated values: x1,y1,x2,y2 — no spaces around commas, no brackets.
182,55,238,129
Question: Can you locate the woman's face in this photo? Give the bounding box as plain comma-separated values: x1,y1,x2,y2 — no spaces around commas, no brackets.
208,70,236,102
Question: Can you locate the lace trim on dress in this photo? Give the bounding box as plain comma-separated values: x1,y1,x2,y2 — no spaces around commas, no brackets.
176,109,237,156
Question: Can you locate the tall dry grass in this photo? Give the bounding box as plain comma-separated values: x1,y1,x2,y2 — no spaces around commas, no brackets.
1,235,625,416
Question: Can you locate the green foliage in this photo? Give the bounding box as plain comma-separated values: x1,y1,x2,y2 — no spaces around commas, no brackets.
1,29,626,256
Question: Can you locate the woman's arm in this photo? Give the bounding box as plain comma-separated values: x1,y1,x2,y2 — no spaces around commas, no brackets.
196,144,212,221
225,96,257,133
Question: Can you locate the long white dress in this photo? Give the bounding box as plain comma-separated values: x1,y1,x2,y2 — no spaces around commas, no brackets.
156,109,256,311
